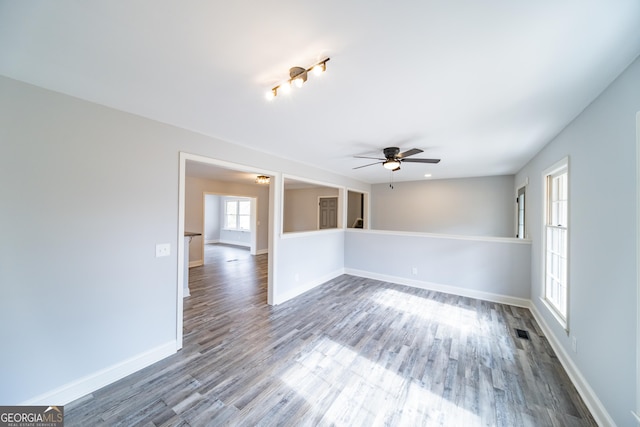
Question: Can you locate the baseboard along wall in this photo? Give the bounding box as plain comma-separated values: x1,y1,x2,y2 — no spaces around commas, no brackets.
21,341,176,406
528,304,615,427
344,268,530,308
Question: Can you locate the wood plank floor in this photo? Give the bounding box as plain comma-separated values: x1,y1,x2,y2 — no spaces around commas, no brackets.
65,243,597,426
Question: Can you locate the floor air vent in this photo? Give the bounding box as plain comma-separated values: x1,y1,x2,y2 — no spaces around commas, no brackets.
515,328,530,340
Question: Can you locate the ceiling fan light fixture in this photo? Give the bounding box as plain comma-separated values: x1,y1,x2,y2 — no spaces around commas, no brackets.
383,159,401,171
354,147,440,173
255,175,270,184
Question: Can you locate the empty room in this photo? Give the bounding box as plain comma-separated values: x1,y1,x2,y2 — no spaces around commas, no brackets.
1,2,639,426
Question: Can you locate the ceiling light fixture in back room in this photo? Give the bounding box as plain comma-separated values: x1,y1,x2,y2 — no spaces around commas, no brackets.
255,175,270,184
266,58,330,100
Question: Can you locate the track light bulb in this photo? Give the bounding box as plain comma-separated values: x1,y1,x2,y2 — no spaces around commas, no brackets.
294,77,304,88
265,88,276,101
312,62,326,76
280,82,291,94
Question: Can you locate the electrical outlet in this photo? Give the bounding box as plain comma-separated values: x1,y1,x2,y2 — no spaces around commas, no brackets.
412,267,418,275
155,243,170,257
571,336,577,353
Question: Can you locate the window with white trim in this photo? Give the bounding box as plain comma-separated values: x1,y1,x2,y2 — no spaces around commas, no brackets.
516,185,526,239
224,199,251,231
544,158,569,321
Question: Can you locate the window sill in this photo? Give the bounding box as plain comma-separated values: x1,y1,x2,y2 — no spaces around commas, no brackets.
222,228,250,233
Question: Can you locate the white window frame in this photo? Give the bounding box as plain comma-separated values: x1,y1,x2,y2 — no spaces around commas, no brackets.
515,178,528,239
541,157,569,329
224,198,251,231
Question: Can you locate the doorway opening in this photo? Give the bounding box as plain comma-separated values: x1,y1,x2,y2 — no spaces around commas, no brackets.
347,190,369,229
177,152,275,349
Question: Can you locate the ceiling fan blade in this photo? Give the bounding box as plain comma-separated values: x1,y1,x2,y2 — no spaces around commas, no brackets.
353,155,385,160
402,158,441,164
397,148,423,159
353,161,383,169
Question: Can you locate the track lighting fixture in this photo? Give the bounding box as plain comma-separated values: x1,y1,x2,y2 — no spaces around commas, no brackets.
266,58,329,100
255,175,270,184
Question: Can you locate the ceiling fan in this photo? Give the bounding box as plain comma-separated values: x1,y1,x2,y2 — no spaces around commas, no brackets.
353,147,440,171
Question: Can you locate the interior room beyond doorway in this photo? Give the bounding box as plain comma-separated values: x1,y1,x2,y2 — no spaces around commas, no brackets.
204,193,257,257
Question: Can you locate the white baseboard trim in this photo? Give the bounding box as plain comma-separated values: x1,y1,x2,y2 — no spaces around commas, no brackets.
529,304,616,427
273,269,345,305
189,260,203,268
21,341,176,406
256,248,268,255
344,269,530,308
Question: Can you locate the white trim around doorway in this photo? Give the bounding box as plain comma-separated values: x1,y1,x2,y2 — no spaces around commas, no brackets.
178,152,277,349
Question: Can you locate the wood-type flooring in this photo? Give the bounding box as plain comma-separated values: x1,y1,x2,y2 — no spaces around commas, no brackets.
66,243,597,426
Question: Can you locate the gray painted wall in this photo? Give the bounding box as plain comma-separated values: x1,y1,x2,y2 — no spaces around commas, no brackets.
0,76,369,404
276,231,345,303
371,175,515,237
345,230,531,302
515,56,639,426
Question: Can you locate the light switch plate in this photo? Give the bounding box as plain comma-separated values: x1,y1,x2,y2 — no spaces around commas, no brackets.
156,243,170,257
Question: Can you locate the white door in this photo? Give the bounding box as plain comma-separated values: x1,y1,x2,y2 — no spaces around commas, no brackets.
318,197,338,229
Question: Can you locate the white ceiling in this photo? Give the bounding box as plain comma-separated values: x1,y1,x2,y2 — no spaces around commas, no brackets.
1,1,639,184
